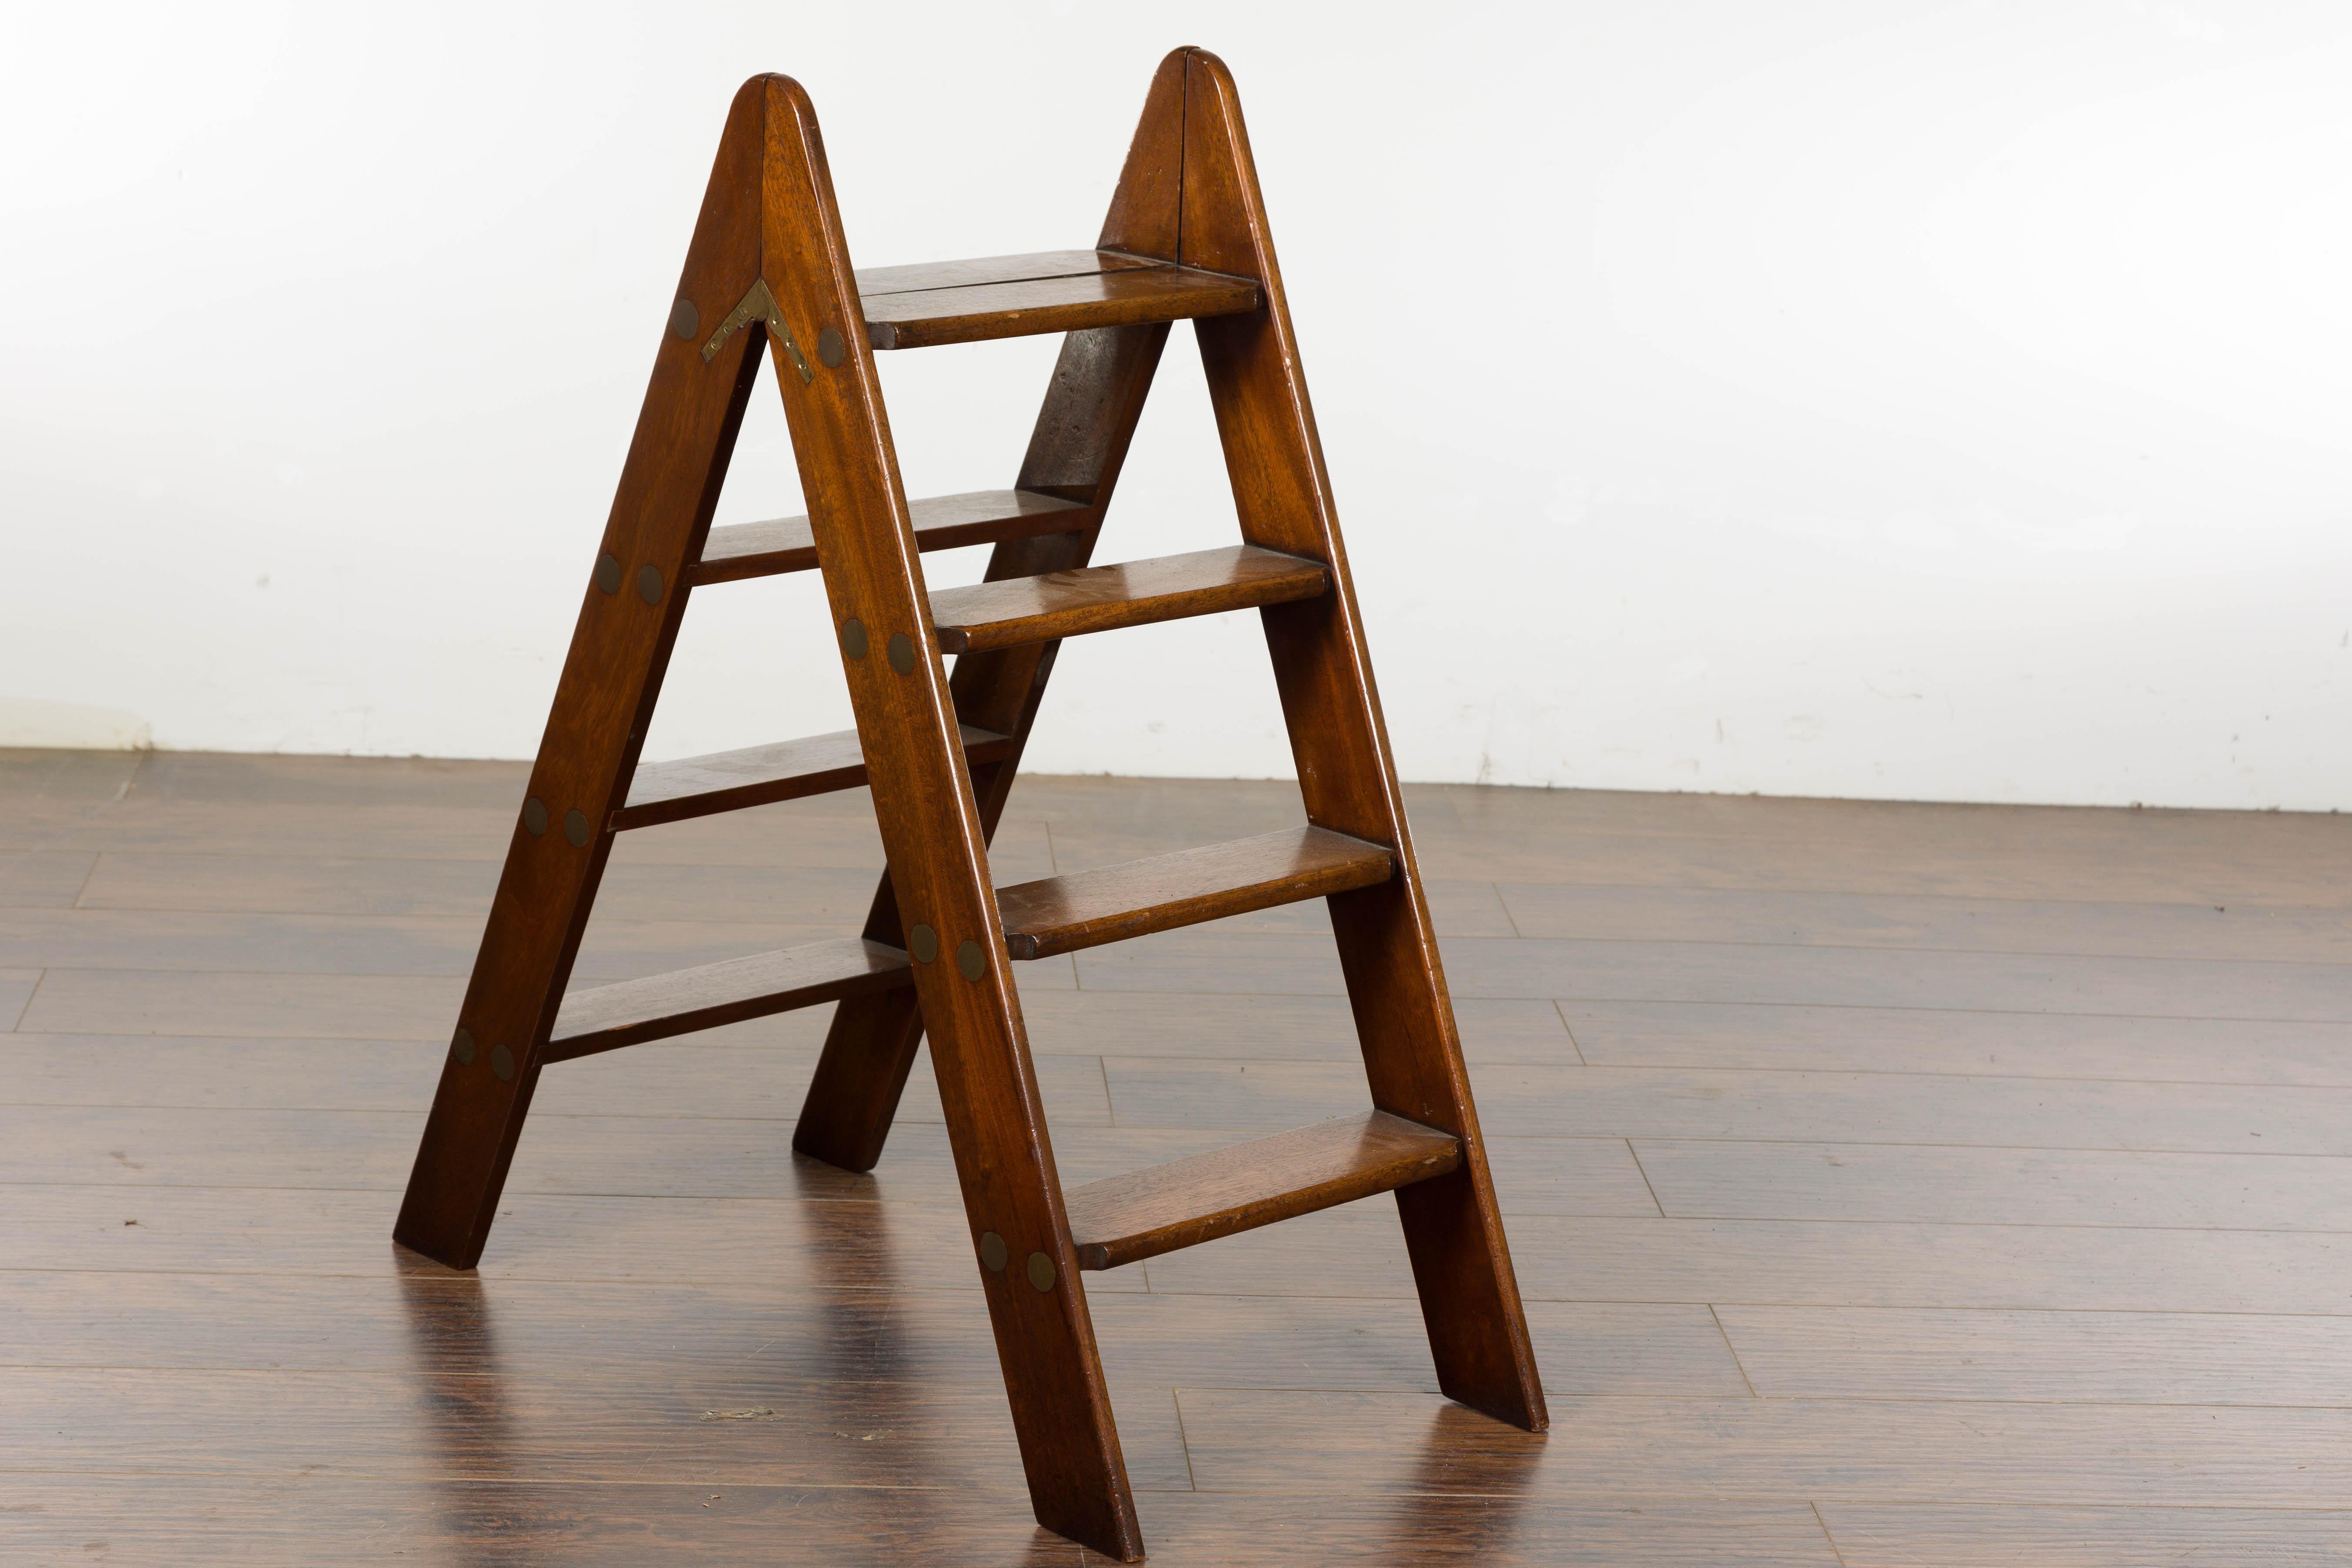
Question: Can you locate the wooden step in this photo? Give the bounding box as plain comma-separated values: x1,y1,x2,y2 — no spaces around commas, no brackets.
543,937,912,1063
693,489,1087,586
1063,1112,1461,1271
930,545,1327,655
856,249,1260,350
614,724,1015,831
995,826,1392,960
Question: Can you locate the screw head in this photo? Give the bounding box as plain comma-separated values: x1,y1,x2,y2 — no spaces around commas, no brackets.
887,632,916,674
956,940,986,982
669,298,699,340
564,809,591,846
594,553,621,594
1026,1251,1056,1292
636,564,663,605
978,1231,1009,1272
816,326,846,368
522,797,548,837
490,1043,516,1082
451,1028,475,1066
840,618,868,659
908,923,938,963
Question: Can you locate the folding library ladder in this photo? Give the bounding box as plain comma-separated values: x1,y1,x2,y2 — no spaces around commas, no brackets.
393,47,1545,1560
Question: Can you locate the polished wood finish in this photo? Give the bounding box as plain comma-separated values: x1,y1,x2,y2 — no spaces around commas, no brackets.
1065,1111,1460,1270
387,50,1535,1561
789,48,1194,1186
390,77,772,1275
930,545,1328,654
613,724,1013,830
542,935,911,1062
997,826,1392,960
858,250,1259,350
1176,50,1546,1435
855,248,1163,294
691,489,1086,586
744,73,1147,1558
788,318,1174,1177
5,745,2349,1563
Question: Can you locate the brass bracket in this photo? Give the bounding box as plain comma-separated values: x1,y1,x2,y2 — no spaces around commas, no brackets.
701,278,814,383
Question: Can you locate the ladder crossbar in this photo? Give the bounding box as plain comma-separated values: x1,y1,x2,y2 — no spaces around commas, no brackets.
544,935,912,1062
931,544,1326,653
860,250,1259,350
997,825,1391,959
694,488,1087,586
1064,1111,1461,1271
614,723,1013,830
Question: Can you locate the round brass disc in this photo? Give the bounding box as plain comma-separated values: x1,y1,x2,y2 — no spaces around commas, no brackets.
490,1043,516,1082
669,298,699,340
956,940,985,981
452,1028,475,1066
522,798,548,837
564,809,590,847
841,618,868,659
636,564,663,606
909,923,939,964
887,633,916,674
594,553,621,594
816,326,846,368
1025,1251,1056,1292
978,1231,1009,1272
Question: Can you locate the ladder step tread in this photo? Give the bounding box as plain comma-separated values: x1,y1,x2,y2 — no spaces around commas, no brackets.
855,248,1165,296
544,937,911,1062
615,724,1016,831
1064,1112,1462,1271
858,249,1259,350
995,826,1392,960
931,544,1327,655
694,489,1087,586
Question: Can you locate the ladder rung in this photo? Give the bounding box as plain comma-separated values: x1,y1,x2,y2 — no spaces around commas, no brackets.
693,489,1088,586
544,937,912,1062
857,249,1260,350
930,545,1327,655
615,724,1015,831
543,826,1386,1059
1063,1112,1461,1271
995,826,1392,960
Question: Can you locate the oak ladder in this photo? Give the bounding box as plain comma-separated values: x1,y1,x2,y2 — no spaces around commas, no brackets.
392,47,1546,1560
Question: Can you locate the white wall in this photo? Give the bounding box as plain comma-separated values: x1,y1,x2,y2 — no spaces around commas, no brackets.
4,1,2348,809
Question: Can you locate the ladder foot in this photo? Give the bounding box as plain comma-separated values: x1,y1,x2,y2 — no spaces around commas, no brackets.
791,987,927,1172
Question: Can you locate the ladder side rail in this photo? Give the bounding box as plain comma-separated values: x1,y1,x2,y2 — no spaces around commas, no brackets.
755,75,1146,1562
793,45,1189,1176
392,80,771,1271
791,322,1171,1172
1177,48,1549,1433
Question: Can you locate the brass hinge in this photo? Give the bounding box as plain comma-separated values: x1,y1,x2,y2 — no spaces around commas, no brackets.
701,278,814,384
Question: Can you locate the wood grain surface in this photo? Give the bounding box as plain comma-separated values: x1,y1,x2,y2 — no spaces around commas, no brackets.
858,252,1259,350
1063,1111,1459,1269
692,488,1086,585
995,826,1391,959
614,725,1015,830
3,740,2349,1561
928,545,1328,654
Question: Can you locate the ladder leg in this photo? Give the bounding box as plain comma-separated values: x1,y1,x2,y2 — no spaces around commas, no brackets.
792,50,1185,1174
1179,49,1550,1430
792,323,1170,1171
392,83,770,1269
758,75,1146,1558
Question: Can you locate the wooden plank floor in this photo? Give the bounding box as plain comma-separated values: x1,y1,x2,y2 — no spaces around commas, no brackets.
3,746,2349,1565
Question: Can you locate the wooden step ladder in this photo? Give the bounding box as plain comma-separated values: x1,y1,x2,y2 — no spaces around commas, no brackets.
392,47,1546,1560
